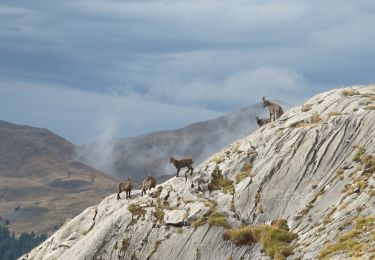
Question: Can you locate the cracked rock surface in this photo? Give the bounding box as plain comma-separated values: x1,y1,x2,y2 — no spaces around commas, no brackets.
21,84,375,260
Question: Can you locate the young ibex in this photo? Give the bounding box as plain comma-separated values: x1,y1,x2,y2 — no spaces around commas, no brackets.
117,177,132,200
262,96,284,121
170,156,194,181
256,116,270,127
141,175,156,196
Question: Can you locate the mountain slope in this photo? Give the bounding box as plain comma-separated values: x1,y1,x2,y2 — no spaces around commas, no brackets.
77,104,264,181
0,121,117,235
23,84,375,259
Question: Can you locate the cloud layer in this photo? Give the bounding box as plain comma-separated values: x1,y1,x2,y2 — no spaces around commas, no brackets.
1,0,375,142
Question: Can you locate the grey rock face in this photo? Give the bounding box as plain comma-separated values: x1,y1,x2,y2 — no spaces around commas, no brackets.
22,85,375,260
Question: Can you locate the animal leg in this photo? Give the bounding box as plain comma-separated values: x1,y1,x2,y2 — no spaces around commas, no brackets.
128,191,131,199
117,192,120,200
190,167,194,176
176,168,180,177
185,172,187,182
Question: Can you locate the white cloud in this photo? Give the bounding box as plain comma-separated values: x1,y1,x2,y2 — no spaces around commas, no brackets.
0,81,223,143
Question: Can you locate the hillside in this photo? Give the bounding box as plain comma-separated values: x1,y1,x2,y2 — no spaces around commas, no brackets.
23,85,375,259
77,104,264,181
0,121,117,235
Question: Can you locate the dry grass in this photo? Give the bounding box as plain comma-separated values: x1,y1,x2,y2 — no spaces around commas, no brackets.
208,212,229,228
128,204,146,220
342,90,361,96
319,216,375,259
336,168,344,176
236,164,255,183
211,154,224,164
302,104,313,112
353,146,365,162
291,113,321,128
121,237,130,251
223,220,297,260
208,167,234,193
153,208,164,224
328,112,342,117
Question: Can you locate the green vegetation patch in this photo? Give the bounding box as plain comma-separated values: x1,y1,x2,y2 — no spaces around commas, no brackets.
153,208,164,224
236,163,254,183
223,219,297,260
128,204,146,219
342,90,361,96
353,146,365,162
301,104,313,112
328,112,342,117
208,212,229,228
0,225,47,260
121,237,130,251
192,200,219,228
208,166,234,193
319,216,375,259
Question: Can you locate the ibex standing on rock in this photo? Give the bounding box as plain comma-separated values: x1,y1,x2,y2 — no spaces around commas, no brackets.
117,177,132,200
263,96,284,121
142,175,156,196
170,156,194,181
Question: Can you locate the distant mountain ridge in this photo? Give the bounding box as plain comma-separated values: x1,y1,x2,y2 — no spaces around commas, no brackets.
0,120,116,235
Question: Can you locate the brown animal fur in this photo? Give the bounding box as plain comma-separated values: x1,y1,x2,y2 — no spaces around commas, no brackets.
117,177,132,200
141,175,156,196
263,97,284,121
170,156,194,181
256,116,270,127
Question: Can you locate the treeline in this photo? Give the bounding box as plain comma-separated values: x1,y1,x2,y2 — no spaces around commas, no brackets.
0,225,46,260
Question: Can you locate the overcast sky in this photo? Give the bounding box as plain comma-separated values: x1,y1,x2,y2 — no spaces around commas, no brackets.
1,0,375,144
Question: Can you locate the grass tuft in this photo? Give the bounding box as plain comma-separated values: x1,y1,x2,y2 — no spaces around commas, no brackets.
128,204,146,220
223,220,297,260
208,166,234,193
208,212,229,228
342,90,361,96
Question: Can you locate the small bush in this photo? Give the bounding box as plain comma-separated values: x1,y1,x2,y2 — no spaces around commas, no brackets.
319,216,375,259
336,168,344,176
302,104,313,112
153,208,164,223
128,204,146,219
342,90,361,96
208,212,229,228
353,146,365,162
208,167,234,193
224,220,297,260
223,226,258,246
211,154,224,164
121,237,130,251
311,113,322,124
192,217,206,228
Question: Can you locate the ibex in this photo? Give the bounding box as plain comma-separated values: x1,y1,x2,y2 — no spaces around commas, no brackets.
142,175,156,196
262,96,284,121
170,156,194,181
117,177,132,200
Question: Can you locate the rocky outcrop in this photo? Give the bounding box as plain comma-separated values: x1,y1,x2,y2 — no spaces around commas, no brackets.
22,85,375,259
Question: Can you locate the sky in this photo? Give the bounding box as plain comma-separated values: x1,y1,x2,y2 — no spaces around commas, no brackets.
1,0,375,144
